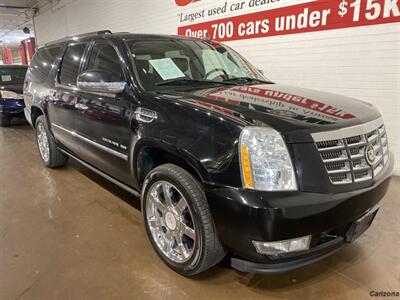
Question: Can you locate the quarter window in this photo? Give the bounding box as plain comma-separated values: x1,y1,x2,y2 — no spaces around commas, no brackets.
86,43,124,82
29,46,61,83
59,44,86,87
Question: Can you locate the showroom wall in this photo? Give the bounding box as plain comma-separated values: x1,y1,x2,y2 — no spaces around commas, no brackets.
33,0,400,175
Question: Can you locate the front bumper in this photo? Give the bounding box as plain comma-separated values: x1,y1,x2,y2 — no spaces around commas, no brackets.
205,152,394,273
231,236,347,273
0,99,25,118
24,107,32,126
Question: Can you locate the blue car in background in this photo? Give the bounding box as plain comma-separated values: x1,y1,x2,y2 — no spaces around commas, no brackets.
0,65,28,127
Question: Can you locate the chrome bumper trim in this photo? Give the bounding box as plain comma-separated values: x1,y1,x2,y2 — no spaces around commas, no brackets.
311,117,384,142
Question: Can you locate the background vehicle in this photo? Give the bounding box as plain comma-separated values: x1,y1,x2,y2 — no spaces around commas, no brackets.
0,65,28,127
23,31,393,276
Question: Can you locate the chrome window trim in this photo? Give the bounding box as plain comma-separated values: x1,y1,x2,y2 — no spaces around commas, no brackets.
311,117,384,142
52,123,128,161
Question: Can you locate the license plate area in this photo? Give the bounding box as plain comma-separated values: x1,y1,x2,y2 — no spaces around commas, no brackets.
345,207,379,243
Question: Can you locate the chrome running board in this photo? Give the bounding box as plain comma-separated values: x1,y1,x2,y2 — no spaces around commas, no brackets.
60,149,141,198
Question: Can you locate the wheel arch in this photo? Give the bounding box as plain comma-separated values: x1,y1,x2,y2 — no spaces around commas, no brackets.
30,105,45,128
133,140,209,189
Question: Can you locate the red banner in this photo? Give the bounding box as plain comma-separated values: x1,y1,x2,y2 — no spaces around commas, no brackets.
176,0,201,7
178,0,400,41
228,86,356,119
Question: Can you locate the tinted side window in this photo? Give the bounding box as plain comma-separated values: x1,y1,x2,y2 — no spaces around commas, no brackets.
59,44,86,87
86,43,124,81
29,46,61,82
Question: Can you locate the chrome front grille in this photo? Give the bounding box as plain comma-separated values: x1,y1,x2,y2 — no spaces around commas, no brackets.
313,119,389,185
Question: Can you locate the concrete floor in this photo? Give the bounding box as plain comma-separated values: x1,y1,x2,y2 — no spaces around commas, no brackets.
0,121,399,300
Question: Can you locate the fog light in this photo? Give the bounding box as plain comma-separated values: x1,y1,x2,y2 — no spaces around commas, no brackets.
252,235,311,256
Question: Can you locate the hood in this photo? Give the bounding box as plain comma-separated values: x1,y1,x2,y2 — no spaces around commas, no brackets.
160,84,381,143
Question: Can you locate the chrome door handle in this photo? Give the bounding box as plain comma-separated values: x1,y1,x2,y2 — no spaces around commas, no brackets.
134,107,158,123
75,103,89,110
48,89,58,102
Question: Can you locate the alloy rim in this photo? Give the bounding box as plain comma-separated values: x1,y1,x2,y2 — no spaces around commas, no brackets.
146,180,196,263
37,123,50,163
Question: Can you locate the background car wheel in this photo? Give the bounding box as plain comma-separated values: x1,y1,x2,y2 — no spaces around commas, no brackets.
142,164,226,276
0,116,11,127
35,116,68,168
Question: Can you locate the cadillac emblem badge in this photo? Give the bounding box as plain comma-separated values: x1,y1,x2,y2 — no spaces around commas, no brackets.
365,145,376,165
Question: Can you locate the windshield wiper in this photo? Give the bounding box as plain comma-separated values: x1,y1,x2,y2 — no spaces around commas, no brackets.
223,77,273,85
155,78,236,86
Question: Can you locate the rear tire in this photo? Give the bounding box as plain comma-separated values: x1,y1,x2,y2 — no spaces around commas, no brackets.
35,116,68,168
0,116,11,127
142,164,225,276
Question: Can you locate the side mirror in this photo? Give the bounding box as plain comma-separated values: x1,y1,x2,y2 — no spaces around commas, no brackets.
77,70,126,94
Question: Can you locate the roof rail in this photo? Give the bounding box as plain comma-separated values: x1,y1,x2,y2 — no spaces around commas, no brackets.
70,29,112,39
96,30,112,35
44,30,113,47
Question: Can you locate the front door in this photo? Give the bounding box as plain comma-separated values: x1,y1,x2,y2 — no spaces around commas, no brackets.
48,43,87,156
74,41,136,183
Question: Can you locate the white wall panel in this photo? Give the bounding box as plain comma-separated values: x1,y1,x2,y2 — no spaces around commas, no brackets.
33,0,400,175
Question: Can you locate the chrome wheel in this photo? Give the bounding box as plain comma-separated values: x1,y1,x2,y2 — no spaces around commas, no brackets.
37,122,50,163
146,180,196,263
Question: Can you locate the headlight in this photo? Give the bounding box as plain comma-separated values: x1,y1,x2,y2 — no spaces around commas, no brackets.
239,127,297,191
0,90,23,100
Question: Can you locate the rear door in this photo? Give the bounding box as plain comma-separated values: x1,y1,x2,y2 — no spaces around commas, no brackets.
74,40,136,183
49,43,88,156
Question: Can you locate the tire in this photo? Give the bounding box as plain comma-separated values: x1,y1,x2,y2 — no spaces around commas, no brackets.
35,115,68,168
142,164,225,276
0,116,11,127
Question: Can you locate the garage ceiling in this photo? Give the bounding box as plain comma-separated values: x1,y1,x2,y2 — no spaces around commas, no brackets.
0,0,37,46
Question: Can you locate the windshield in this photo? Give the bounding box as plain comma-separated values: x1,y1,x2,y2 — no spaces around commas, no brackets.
127,39,268,90
0,67,27,85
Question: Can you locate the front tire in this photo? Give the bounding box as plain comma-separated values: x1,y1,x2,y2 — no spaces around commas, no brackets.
142,164,225,276
0,116,11,127
35,116,68,168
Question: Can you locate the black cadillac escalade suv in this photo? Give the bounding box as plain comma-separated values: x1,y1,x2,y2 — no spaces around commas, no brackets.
24,30,393,276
